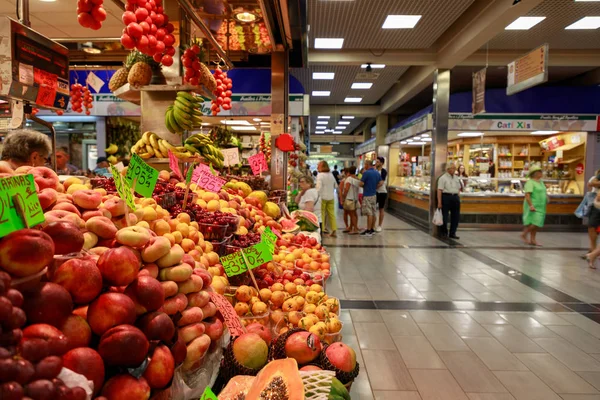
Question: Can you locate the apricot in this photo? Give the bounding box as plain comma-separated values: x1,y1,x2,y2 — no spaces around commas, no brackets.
142,206,158,221
153,220,170,236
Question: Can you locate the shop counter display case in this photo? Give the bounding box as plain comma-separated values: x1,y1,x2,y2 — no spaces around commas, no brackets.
388,176,583,228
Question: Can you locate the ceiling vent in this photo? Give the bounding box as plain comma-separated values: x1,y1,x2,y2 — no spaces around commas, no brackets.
355,72,380,80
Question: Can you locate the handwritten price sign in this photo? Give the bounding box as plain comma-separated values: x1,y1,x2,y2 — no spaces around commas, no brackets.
125,154,159,198
196,170,226,193
168,150,183,181
0,175,45,237
221,148,240,167
249,152,267,176
200,387,218,400
191,163,214,183
261,227,277,251
208,292,245,337
110,165,136,210
219,242,273,277
220,252,247,277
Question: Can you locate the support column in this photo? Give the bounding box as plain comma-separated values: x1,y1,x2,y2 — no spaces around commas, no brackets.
270,51,289,190
375,114,389,164
429,69,451,235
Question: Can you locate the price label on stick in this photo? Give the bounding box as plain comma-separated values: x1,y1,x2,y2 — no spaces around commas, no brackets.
220,252,248,277
200,387,218,400
196,170,226,193
221,148,240,167
248,152,267,175
242,242,273,269
125,154,159,198
191,163,214,183
261,227,277,252
168,150,183,181
110,165,136,210
208,292,245,337
0,174,45,237
185,162,196,186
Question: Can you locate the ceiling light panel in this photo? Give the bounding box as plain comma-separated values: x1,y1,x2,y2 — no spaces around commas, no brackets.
312,91,331,96
313,72,335,80
335,126,345,129
342,116,355,119
231,126,257,131
314,38,344,48
361,64,385,69
317,116,330,119
344,97,362,103
220,120,250,125
382,15,422,29
316,121,328,125
351,82,373,89
565,17,600,29
338,121,350,125
505,16,546,30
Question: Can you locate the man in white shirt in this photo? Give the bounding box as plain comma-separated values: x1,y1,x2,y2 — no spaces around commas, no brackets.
437,162,462,239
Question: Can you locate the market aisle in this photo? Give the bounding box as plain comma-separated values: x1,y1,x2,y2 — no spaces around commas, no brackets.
326,212,600,400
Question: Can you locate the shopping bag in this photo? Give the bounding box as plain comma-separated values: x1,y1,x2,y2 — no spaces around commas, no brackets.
575,192,595,218
432,209,444,226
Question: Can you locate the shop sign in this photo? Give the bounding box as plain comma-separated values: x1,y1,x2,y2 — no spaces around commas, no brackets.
472,68,486,115
576,163,585,175
507,44,549,96
0,174,45,237
200,387,218,400
355,138,377,156
385,115,430,144
448,114,599,132
110,165,136,210
208,292,245,337
168,150,183,181
198,94,306,117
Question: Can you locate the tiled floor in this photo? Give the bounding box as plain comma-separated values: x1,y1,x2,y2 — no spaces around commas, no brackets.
322,212,600,400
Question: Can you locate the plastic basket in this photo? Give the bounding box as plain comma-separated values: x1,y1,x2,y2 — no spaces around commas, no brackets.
199,222,228,241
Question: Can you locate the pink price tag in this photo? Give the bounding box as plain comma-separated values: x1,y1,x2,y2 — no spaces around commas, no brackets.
191,163,212,183
249,153,267,175
208,292,245,337
168,151,183,181
196,170,226,193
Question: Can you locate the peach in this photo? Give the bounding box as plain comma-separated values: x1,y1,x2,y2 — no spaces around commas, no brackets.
163,233,175,246
112,213,138,229
188,249,203,262
156,244,184,268
183,334,211,371
19,324,68,363
15,165,33,174
179,323,206,344
82,209,111,221
94,187,107,196
158,170,170,181
139,263,159,279
22,282,73,328
141,236,171,263
188,229,200,244
83,231,98,250
31,166,59,191
44,210,86,229
63,177,83,191
101,374,151,400
66,183,88,195
170,334,187,366
136,311,175,342
180,238,195,252
193,269,212,289
62,347,105,395
98,325,149,367
181,254,195,267
142,344,174,389
59,314,91,350
88,246,109,256
73,305,88,320
177,275,204,294
116,226,151,247
72,189,102,209
124,276,165,315
38,188,58,210
160,293,188,315
161,280,178,297
205,251,219,266
97,247,140,286
85,216,117,239
42,221,84,255
177,307,204,326
200,301,217,319
158,263,193,282
103,197,127,217
87,293,136,336
52,258,102,304
187,290,210,308
51,202,81,216
0,229,54,277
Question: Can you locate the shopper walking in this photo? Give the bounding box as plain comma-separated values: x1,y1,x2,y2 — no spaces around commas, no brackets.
332,164,340,184
360,161,383,236
585,192,600,269
521,166,547,246
316,160,338,237
342,166,361,235
375,157,388,232
296,175,322,229
339,169,350,232
583,170,600,256
437,162,461,239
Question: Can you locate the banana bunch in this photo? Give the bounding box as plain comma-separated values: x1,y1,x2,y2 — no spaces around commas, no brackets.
184,133,224,168
165,91,203,134
131,131,194,160
105,143,118,155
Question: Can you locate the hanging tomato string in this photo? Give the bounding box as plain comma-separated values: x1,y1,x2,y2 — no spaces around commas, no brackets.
210,67,233,116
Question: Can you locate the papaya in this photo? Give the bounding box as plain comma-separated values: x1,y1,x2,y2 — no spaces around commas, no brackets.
218,375,255,400
245,358,304,400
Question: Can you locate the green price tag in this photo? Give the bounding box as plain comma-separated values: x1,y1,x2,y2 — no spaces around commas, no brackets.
200,387,217,400
125,154,159,198
185,162,196,186
220,252,248,277
261,227,277,246
242,242,273,269
0,174,45,237
111,165,136,210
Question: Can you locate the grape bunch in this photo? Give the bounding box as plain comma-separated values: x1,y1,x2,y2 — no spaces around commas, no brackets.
0,272,86,400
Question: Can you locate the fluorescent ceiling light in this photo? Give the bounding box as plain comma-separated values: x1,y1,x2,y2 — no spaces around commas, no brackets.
312,91,331,96
361,64,385,69
324,129,334,132
531,130,559,135
382,15,422,29
410,141,426,145
335,126,345,130
260,122,270,125
566,16,600,29
314,38,344,49
252,118,262,122
201,122,210,126
351,82,373,89
231,126,257,131
505,16,546,30
422,138,432,142
406,139,413,142
220,120,250,125
316,121,328,125
339,121,350,125
400,141,407,144
315,131,325,134
457,132,484,137
344,97,362,103
313,72,335,80
333,131,342,134
575,0,600,1
413,136,421,140
318,116,330,119
342,116,355,119
421,133,430,137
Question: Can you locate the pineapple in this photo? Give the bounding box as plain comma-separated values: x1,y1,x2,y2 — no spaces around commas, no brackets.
199,62,217,91
127,51,154,87
109,52,139,92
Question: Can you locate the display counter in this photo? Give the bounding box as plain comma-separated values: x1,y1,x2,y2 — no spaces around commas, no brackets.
388,176,583,228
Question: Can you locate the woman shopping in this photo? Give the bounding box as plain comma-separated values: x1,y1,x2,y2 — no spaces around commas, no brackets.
316,160,338,237
295,175,322,230
521,166,547,246
341,166,361,235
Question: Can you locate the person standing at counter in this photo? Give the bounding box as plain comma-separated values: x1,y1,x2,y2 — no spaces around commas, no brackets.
457,164,468,191
375,156,388,232
360,161,383,237
342,166,360,235
437,162,461,239
56,147,80,175
0,129,52,172
521,166,547,246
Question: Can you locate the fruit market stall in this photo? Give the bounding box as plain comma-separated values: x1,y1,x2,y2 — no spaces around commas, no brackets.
0,159,358,400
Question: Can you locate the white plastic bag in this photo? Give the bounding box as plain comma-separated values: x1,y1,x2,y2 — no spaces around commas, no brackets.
432,209,444,226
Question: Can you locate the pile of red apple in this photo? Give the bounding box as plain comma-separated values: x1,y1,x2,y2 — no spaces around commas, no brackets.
77,0,107,31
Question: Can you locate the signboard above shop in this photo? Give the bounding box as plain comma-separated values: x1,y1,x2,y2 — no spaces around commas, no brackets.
0,17,70,110
507,44,549,96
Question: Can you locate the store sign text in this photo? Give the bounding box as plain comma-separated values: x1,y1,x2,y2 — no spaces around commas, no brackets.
496,121,532,130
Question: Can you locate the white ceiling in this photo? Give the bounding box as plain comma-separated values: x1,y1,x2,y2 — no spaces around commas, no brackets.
0,0,125,38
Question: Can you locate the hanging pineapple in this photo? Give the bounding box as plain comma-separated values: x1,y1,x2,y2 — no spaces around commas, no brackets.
127,51,155,87
108,52,140,92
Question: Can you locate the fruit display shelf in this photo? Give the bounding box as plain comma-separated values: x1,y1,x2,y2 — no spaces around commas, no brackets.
113,83,215,105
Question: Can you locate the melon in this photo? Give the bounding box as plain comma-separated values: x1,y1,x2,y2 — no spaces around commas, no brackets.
279,218,300,234
235,181,252,197
245,358,304,400
263,201,281,219
292,210,319,232
247,191,268,207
